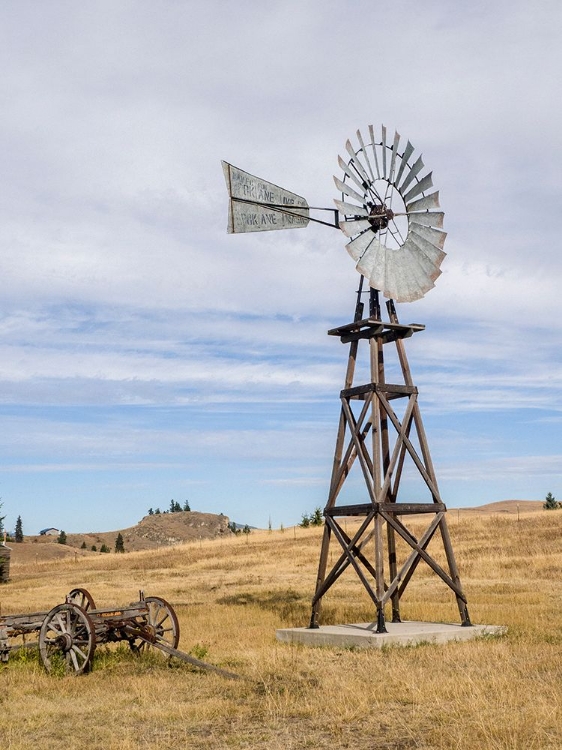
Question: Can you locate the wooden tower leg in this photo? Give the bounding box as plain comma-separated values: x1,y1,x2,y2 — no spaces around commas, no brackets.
439,519,471,626
374,513,386,632
309,524,331,628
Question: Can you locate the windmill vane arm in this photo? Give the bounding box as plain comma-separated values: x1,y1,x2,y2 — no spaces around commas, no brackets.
230,197,339,229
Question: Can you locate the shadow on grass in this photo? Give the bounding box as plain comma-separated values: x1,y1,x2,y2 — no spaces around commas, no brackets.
217,589,309,624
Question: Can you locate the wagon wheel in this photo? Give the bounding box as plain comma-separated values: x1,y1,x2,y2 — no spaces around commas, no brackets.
129,596,180,655
39,603,96,675
67,588,96,611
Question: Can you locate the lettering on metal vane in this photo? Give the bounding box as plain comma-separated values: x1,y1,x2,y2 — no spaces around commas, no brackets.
222,161,310,234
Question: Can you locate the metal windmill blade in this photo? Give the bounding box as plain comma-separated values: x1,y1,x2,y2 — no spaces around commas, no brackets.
334,126,446,303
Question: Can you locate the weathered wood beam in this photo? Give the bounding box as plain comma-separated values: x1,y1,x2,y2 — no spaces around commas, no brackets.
381,511,467,602
381,513,443,606
311,515,378,604
326,516,380,607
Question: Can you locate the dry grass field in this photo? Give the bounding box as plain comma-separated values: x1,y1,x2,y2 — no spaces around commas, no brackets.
1,508,562,749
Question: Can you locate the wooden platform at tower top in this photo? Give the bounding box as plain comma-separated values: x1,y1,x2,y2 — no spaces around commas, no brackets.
309,291,471,633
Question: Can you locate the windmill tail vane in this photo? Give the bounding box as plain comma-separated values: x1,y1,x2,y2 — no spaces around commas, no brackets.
221,161,338,234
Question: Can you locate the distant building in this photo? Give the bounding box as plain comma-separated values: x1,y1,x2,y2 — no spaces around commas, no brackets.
39,528,59,536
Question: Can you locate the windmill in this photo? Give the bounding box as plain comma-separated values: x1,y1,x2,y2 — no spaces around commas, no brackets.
222,126,471,634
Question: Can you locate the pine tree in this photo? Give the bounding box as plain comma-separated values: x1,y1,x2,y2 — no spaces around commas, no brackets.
300,513,310,528
544,492,559,510
100,543,110,553
311,507,324,526
183,499,191,512
57,530,67,545
148,508,154,515
242,524,251,535
15,515,23,543
115,533,125,553
80,541,87,549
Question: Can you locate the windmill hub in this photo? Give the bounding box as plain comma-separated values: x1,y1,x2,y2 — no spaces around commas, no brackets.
368,203,394,233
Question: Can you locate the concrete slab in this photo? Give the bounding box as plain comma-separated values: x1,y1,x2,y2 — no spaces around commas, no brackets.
276,621,506,649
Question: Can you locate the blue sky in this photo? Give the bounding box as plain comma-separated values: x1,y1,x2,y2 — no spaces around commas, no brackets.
0,1,561,533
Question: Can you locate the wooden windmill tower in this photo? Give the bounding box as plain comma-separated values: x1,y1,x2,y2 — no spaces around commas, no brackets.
222,125,471,635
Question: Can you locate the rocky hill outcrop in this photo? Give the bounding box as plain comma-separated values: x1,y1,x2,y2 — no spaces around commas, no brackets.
11,511,232,562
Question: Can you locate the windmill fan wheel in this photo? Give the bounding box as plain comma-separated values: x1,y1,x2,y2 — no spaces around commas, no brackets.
335,125,447,303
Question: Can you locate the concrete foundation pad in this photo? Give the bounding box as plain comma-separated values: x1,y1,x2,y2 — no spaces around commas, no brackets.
276,620,507,649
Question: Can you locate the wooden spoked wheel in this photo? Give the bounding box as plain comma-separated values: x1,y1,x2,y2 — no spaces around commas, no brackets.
66,588,96,611
129,596,180,655
39,603,96,675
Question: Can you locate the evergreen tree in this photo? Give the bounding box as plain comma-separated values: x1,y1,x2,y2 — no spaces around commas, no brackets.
544,492,559,510
80,541,87,549
57,530,67,545
311,507,324,526
242,524,251,535
91,545,97,552
300,513,310,528
154,508,161,514
115,533,125,553
100,543,110,553
183,499,191,512
15,515,23,543
148,508,154,515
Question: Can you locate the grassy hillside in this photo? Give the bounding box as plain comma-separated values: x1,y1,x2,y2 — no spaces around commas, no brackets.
1,508,561,749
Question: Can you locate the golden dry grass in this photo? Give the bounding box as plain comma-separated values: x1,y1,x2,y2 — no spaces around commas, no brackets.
1,510,562,749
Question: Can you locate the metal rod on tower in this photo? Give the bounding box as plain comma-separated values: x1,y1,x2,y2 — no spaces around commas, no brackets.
369,288,381,319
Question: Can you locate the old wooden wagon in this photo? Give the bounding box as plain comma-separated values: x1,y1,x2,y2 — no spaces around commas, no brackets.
0,588,237,678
